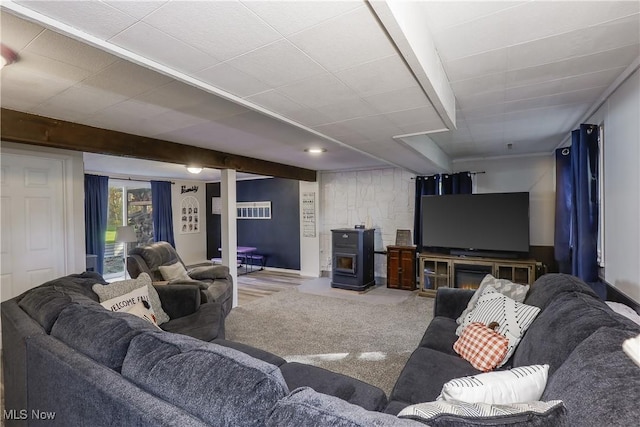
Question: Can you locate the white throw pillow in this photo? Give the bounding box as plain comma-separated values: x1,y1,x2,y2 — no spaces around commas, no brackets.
457,285,540,367
100,285,150,313
456,274,530,335
438,364,549,404
126,301,161,329
158,262,190,281
92,273,169,325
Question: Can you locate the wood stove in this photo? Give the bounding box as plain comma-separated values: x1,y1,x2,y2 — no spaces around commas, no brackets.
331,228,375,291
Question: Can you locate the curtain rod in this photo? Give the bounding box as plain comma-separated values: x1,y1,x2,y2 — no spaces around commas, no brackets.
110,176,175,185
411,171,485,179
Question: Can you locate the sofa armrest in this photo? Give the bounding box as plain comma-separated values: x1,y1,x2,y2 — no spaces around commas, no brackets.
160,301,225,342
433,288,475,319
153,284,201,319
188,265,230,280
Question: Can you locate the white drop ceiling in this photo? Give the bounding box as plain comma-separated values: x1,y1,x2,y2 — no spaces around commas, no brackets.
1,1,638,181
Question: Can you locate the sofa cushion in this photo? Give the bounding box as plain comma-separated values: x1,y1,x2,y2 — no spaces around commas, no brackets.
160,300,224,342
542,327,640,427
438,364,549,404
456,274,529,335
457,286,540,367
511,291,639,373
266,387,419,427
418,316,459,355
524,273,598,310
158,261,190,281
390,347,481,406
213,338,286,366
18,285,98,333
122,332,289,427
398,400,566,427
93,273,169,325
279,362,388,411
51,303,158,371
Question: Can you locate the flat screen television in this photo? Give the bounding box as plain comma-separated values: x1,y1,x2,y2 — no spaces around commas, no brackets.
421,192,530,257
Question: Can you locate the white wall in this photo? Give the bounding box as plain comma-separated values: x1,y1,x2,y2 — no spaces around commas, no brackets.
319,168,415,278
172,180,208,266
453,155,556,246
586,68,640,302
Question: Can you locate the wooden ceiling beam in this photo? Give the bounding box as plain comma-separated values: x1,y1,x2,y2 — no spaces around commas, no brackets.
0,108,317,182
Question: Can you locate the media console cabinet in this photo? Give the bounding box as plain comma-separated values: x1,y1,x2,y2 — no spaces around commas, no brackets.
418,252,539,297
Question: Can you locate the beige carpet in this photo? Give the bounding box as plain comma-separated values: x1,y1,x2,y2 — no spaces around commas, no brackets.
225,288,434,396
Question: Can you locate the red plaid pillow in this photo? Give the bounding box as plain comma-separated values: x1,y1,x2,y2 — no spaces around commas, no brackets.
454,322,509,372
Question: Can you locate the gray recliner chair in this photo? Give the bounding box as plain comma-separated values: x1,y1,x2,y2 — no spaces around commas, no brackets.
127,241,232,316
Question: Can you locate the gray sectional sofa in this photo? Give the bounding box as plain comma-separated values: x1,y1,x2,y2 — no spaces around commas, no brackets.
2,272,639,426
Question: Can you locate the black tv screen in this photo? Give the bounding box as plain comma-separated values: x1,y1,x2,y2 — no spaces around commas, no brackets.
421,192,530,254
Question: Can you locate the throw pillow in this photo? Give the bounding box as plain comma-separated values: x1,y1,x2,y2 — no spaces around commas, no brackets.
92,273,169,325
453,322,509,372
398,399,565,427
126,300,161,329
100,285,151,313
438,364,549,404
158,262,190,281
457,286,540,367
456,274,530,335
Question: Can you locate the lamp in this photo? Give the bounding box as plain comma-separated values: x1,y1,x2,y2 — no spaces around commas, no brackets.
1,43,18,69
186,166,203,174
115,225,137,279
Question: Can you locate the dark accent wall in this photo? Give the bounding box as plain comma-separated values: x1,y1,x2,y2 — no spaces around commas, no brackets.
206,178,300,270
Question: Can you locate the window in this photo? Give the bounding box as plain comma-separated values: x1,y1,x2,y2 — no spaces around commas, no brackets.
103,180,153,278
237,201,271,219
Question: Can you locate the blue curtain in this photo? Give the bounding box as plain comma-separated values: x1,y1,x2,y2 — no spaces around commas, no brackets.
151,180,175,247
84,174,109,274
554,124,602,296
414,172,472,249
554,147,573,274
570,125,600,283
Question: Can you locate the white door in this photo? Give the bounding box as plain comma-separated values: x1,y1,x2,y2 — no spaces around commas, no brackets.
1,153,66,301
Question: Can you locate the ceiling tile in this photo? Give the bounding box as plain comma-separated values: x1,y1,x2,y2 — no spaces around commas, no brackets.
276,73,359,109
245,90,306,114
109,22,219,74
444,49,508,82
314,98,378,123
0,52,91,108
450,73,506,98
142,1,282,61
288,6,396,72
384,106,442,127
364,87,431,115
196,62,271,98
104,1,168,20
0,10,44,51
423,1,528,34
82,60,174,98
24,29,119,72
242,0,362,37
30,83,128,119
284,108,336,127
226,39,326,87
135,110,209,137
15,0,138,39
335,55,418,97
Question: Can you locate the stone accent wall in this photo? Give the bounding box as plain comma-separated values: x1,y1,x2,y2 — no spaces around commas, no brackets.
319,168,416,278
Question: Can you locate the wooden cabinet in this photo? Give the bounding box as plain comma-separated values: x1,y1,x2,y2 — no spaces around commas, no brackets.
418,253,538,297
386,246,417,290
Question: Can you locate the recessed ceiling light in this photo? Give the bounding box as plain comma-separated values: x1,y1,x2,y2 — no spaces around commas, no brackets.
186,166,203,174
305,148,327,154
